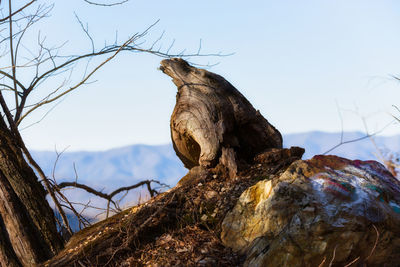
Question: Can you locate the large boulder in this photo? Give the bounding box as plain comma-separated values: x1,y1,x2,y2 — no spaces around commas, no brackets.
221,155,400,266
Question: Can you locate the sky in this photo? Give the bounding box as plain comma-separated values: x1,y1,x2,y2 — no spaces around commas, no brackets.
9,0,400,151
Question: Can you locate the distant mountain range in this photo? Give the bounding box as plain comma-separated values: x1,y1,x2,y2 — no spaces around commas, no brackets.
31,131,400,220
33,144,186,191
33,144,187,219
284,131,400,160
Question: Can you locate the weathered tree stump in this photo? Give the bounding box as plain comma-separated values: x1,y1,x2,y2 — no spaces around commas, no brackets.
160,58,282,175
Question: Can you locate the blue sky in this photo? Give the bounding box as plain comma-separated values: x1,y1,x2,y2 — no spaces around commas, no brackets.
13,0,400,151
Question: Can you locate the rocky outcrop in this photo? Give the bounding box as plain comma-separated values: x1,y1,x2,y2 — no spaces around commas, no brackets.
160,58,282,174
221,155,400,266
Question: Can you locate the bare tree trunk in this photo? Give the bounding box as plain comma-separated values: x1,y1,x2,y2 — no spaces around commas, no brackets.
0,116,63,265
0,216,21,267
0,170,50,265
160,58,282,176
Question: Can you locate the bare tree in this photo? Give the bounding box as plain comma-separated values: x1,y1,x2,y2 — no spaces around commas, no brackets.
0,1,222,265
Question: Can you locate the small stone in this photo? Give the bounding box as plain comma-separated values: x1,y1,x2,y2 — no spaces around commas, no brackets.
176,247,188,253
303,206,315,212
193,197,201,205
205,190,218,199
200,247,209,254
197,183,203,187
197,257,216,265
213,174,217,178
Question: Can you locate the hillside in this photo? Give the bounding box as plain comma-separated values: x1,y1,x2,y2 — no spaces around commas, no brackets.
43,147,305,266
43,148,400,266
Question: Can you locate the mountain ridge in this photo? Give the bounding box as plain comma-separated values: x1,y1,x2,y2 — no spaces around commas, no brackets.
32,131,400,188
32,131,400,218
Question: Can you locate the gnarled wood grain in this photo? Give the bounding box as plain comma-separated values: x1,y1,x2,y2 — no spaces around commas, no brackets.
160,58,282,174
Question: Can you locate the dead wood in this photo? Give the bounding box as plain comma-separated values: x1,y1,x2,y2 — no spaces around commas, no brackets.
160,58,282,176
56,179,167,219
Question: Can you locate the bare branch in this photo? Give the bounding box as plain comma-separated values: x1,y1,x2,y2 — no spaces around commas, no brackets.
108,180,161,199
58,179,166,201
83,0,129,7
343,257,360,267
390,74,400,82
7,0,18,109
14,4,54,68
0,70,26,91
58,181,111,201
323,120,395,155
57,179,168,218
74,12,95,53
0,1,36,23
17,36,133,124
328,245,337,267
365,224,380,261
19,99,63,131
2,13,228,125
335,100,344,144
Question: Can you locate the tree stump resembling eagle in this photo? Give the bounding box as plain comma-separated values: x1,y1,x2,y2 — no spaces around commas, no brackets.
160,58,282,176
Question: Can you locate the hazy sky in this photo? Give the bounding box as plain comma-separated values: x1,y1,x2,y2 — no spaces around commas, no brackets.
14,0,400,151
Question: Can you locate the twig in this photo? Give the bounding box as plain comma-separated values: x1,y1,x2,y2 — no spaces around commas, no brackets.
105,192,176,265
83,0,129,7
323,120,395,155
317,256,326,267
343,256,360,267
8,0,19,109
17,34,134,124
57,179,168,218
365,224,379,261
328,245,337,267
0,1,36,23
